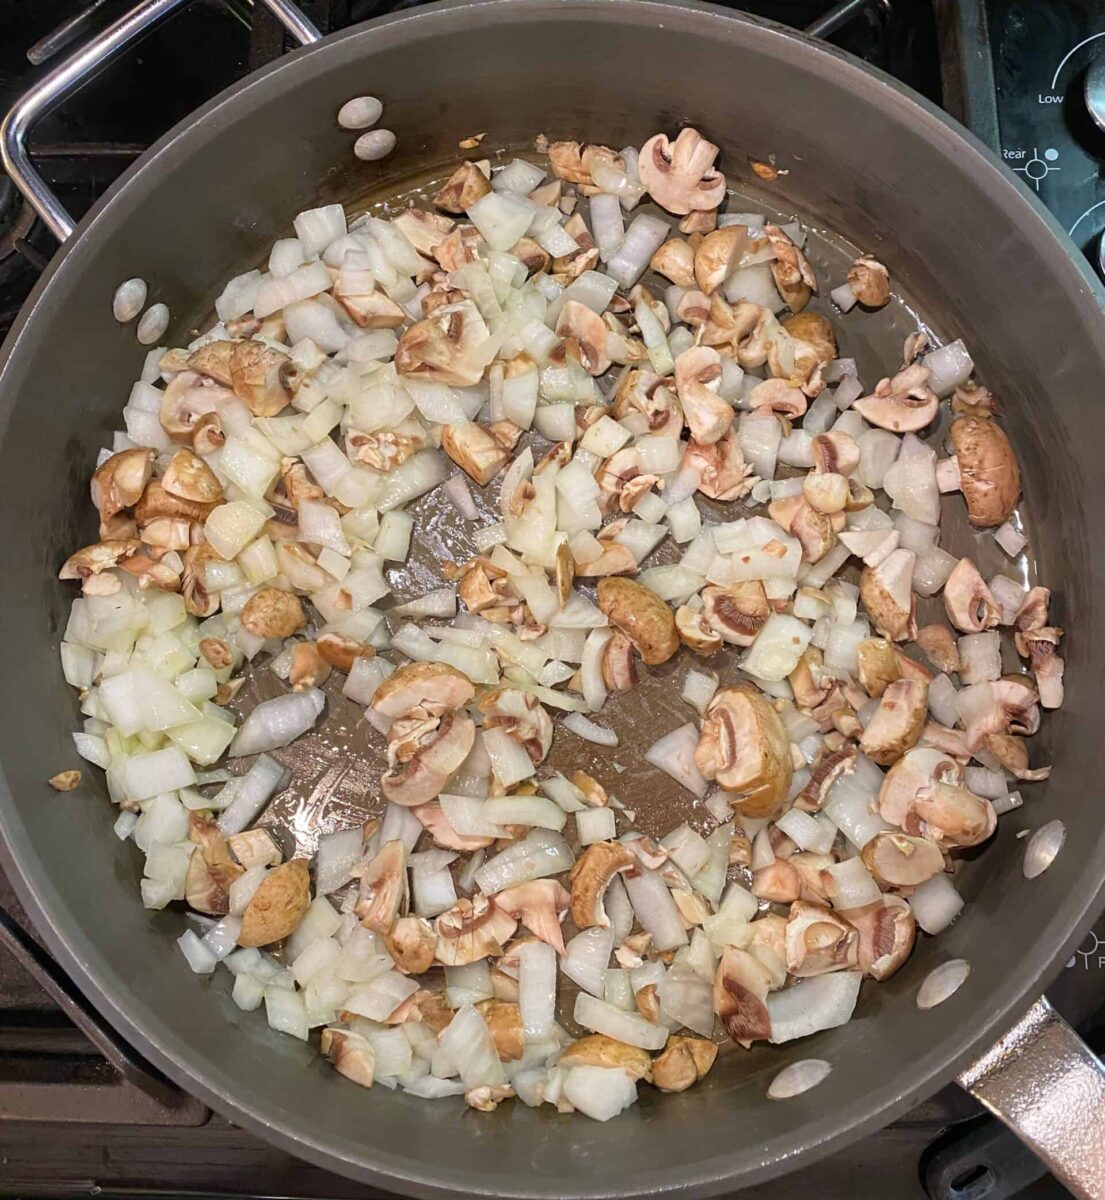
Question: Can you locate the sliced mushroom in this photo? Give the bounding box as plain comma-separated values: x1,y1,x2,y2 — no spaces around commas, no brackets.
859,678,928,766
159,371,233,442
949,415,1021,528
748,378,808,419
411,802,493,852
59,538,142,581
381,709,476,807
854,363,939,433
240,587,306,639
317,631,375,673
185,340,235,385
556,300,611,376
354,840,409,935
597,577,678,666
184,814,244,915
674,346,733,445
915,624,960,674
638,128,725,215
320,1027,376,1088
794,747,857,814
913,781,996,849
713,947,772,1045
433,895,517,966
569,841,636,928
90,448,153,519
441,421,509,486
230,340,302,417
384,915,436,974
840,895,915,981
860,549,917,642
675,605,723,655
237,859,311,947
701,581,769,646
479,687,554,764
470,1000,523,1061
227,827,281,870
392,206,454,255
1018,626,1065,710
695,687,792,818
494,880,570,953
847,256,891,308
875,746,961,827
547,141,623,189
134,480,213,525
395,300,490,387
333,277,408,329
693,227,745,295
856,638,900,699
983,732,1051,782
943,558,1000,633
751,858,801,904
651,1035,718,1093
161,449,223,505
784,901,859,977
650,238,697,288
601,631,639,692
559,1034,653,1082
861,832,945,889
371,661,475,719
683,431,756,501
434,161,491,212
791,502,836,563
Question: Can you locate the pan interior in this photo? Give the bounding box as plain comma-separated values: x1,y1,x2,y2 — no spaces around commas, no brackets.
0,2,1102,1195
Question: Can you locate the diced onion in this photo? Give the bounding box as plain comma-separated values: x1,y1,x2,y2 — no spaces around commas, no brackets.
645,724,708,797
767,972,862,1044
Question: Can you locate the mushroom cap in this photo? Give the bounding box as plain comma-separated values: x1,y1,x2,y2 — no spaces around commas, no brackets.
559,1034,653,1081
847,256,891,308
915,624,961,674
782,311,838,367
638,128,726,216
650,238,697,289
861,832,945,888
568,841,636,928
682,431,756,502
949,415,1021,528
597,577,679,666
702,581,769,646
493,879,570,954
240,587,306,639
475,1000,525,1061
651,1035,718,1092
675,604,723,655
381,711,476,807
751,858,801,904
783,900,860,977
229,340,301,417
601,631,639,692
856,637,901,699
433,161,491,213
840,895,916,980
555,300,611,376
354,840,409,934
674,345,733,446
695,687,792,818
433,896,518,965
913,781,996,848
478,687,554,764
237,859,311,947
90,448,154,519
384,915,437,974
713,947,773,1044
943,558,1000,634
161,449,223,505
858,678,929,766
371,661,476,718
693,227,746,294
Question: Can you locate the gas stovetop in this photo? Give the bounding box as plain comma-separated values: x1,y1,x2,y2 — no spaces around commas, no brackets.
0,2,1103,1198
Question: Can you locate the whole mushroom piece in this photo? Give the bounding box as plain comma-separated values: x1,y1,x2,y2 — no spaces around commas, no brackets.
949,415,1021,528
694,687,792,819
597,577,678,666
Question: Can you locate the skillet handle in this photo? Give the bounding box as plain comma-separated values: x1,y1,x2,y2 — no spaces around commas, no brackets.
0,0,321,243
957,996,1105,1199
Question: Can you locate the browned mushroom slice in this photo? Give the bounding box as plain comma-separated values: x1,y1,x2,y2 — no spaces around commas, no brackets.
237,859,311,947
229,340,302,417
546,141,623,189
847,256,891,308
559,1034,653,1081
289,643,331,691
184,814,244,915
434,162,491,212
751,858,801,904
161,449,223,505
856,637,901,698
859,678,929,766
943,558,1000,633
186,340,235,385
794,747,857,814
913,781,996,849
597,577,678,666
433,895,517,965
683,431,757,501
372,661,475,719
159,371,234,442
381,710,476,807
915,624,961,674
674,346,733,445
354,840,409,934
638,128,725,215
949,415,1021,528
651,1036,718,1093
784,901,860,977
555,300,611,376
875,746,961,827
493,879,570,953
317,631,374,673
701,581,769,646
713,947,773,1045
748,378,808,419
59,538,143,581
854,363,939,432
601,631,639,692
675,605,723,655
861,832,945,889
840,895,915,980
395,300,490,387
441,422,509,487
569,841,636,928
860,549,917,642
764,223,817,312
650,238,696,288
333,278,408,329
693,227,745,295
983,732,1051,782
321,1027,376,1088
384,915,436,974
90,448,154,520
478,687,554,764
695,687,792,819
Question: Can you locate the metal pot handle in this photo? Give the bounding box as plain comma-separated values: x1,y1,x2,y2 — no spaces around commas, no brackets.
0,0,321,243
957,996,1105,1198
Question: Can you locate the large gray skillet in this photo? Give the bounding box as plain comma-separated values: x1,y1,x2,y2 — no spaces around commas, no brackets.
1,0,1104,1195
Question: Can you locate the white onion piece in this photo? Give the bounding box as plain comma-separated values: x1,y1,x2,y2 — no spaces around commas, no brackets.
645,724,708,797
178,929,217,974
623,868,687,952
576,807,617,845
658,963,714,1037
228,865,267,916
440,794,501,838
660,824,711,878
922,339,974,397
574,992,668,1050
993,521,1027,558
443,473,479,520
444,960,494,1008
590,193,625,263
767,1059,832,1100
561,927,613,997
824,857,882,910
744,614,813,681
912,545,958,597
965,766,1008,800
725,263,784,311
228,689,325,758
315,827,365,895
823,754,888,849
830,282,857,312
473,829,574,893
775,808,836,854
518,941,557,1040
958,632,1002,685
605,214,669,289
682,668,718,714
561,712,619,746
413,866,457,918
482,793,566,832
737,410,782,480
924,672,957,727
579,627,612,713
857,429,901,490
916,959,971,1009
988,574,1026,624
605,875,634,943
562,1065,638,1122
438,1004,504,1089
216,754,287,835
767,972,862,1044
909,873,964,934
482,727,536,788
883,434,939,524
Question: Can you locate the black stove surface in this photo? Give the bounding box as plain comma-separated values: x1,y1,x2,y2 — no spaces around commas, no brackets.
0,2,1102,1198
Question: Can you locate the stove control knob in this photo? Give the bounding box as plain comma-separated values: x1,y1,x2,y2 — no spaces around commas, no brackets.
1085,54,1105,133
